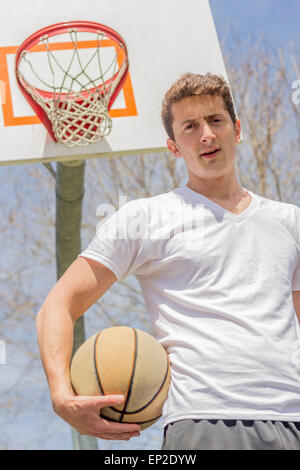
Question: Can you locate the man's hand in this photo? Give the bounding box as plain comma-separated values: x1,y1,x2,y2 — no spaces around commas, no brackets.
53,394,141,441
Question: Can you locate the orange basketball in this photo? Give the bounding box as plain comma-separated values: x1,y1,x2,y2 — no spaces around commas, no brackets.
70,326,171,430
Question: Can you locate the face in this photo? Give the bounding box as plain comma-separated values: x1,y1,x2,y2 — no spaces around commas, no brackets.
167,94,241,187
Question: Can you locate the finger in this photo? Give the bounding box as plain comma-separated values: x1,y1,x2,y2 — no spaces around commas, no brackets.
99,431,140,439
99,418,141,433
98,436,130,441
73,416,141,436
93,432,140,441
75,431,130,441
74,394,125,408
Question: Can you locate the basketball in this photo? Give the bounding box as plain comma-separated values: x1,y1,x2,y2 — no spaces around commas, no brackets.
70,326,171,430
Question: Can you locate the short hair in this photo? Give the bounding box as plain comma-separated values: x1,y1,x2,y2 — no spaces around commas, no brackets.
161,72,236,141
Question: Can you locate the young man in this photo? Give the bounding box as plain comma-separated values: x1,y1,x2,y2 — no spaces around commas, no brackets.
36,73,300,449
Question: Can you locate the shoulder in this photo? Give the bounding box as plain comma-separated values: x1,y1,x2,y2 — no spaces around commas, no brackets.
130,189,181,214
255,193,300,240
100,191,180,232
255,193,299,215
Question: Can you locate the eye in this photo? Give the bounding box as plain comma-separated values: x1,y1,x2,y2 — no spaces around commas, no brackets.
184,123,196,132
212,117,222,124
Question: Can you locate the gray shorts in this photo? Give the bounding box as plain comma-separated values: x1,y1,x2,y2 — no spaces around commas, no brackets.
161,419,300,450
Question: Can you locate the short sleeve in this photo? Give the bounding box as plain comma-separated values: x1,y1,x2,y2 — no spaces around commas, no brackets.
292,205,300,291
79,200,147,281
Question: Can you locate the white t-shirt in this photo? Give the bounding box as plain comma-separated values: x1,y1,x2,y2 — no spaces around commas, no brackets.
79,185,300,426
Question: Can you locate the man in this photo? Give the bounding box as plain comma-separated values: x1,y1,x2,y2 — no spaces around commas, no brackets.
36,73,300,449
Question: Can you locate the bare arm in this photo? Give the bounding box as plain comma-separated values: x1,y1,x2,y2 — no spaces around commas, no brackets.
36,256,141,440
293,290,300,325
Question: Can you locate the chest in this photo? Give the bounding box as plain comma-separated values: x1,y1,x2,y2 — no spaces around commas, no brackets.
141,212,297,290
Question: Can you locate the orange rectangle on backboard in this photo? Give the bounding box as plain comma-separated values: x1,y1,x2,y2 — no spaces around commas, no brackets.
0,39,137,126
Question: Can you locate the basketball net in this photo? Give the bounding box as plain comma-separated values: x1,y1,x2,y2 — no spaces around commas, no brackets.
16,26,128,147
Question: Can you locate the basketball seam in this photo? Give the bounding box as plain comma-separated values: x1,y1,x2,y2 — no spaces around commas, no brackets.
100,413,161,425
70,382,78,395
124,349,170,414
94,331,105,395
120,327,137,422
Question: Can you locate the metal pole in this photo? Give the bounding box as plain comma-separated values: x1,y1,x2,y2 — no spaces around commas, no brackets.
55,159,98,450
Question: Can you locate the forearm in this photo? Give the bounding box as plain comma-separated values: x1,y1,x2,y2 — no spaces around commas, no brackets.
36,301,76,404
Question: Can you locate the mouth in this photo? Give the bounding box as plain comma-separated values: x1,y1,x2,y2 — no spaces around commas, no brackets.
200,148,220,159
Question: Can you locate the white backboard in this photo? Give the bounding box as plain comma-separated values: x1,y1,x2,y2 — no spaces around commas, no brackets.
0,0,228,165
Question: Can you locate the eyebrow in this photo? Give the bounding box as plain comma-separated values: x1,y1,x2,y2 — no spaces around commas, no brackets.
181,113,224,125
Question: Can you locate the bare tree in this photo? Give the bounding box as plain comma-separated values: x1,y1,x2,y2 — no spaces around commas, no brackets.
224,35,300,203
0,154,185,449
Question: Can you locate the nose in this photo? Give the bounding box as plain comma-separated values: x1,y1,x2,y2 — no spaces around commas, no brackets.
200,122,216,143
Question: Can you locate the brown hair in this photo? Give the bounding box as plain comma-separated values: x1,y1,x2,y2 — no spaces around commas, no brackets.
161,72,236,141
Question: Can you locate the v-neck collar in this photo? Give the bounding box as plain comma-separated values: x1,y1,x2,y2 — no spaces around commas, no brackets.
175,185,260,223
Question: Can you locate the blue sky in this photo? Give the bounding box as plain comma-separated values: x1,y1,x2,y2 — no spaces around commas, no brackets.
210,0,300,49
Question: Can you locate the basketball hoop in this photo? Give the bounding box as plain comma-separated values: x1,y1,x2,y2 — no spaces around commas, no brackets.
15,21,129,148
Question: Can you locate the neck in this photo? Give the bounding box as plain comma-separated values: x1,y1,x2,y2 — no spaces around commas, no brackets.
186,172,244,200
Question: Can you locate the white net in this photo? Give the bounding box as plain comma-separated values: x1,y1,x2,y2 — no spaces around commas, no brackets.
16,29,128,147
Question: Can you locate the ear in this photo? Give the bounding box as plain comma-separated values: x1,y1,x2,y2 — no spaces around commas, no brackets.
235,119,243,144
167,138,182,158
